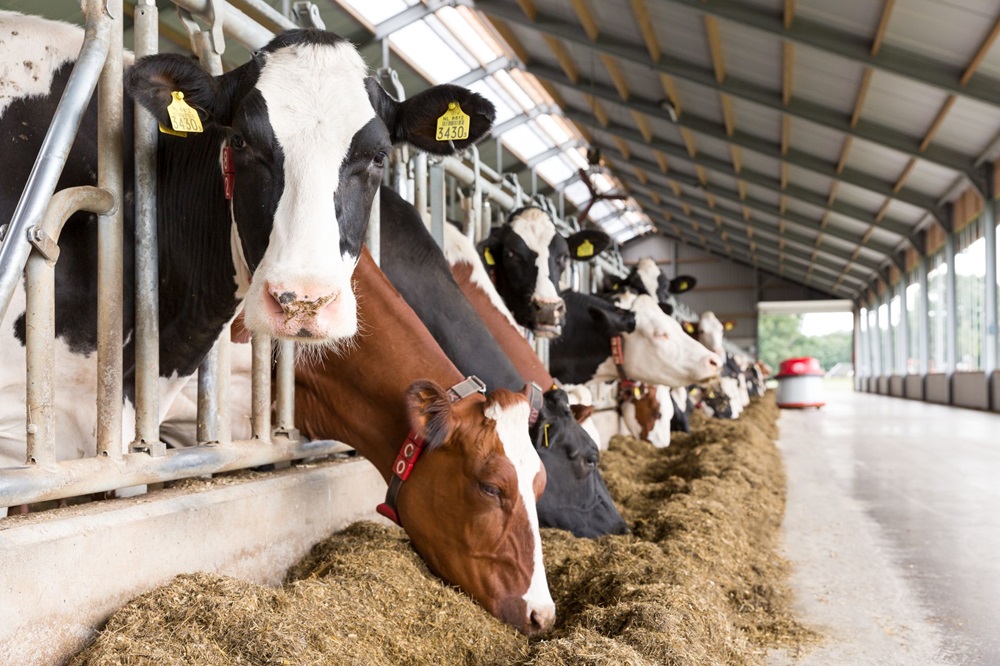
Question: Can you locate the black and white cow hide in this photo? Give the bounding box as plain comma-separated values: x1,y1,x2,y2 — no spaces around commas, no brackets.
0,11,495,465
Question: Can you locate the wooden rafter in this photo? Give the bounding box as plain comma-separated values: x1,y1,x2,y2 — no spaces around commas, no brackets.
784,0,795,29
871,0,896,56
704,16,726,84
599,53,630,100
543,35,578,83
782,42,794,106
629,110,653,142
514,0,537,21
919,95,957,151
629,0,660,62
961,16,1000,84
570,0,599,41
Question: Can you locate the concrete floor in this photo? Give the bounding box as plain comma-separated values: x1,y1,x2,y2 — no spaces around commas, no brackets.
769,387,1000,666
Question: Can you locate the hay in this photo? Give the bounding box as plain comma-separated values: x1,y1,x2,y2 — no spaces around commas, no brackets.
71,395,816,665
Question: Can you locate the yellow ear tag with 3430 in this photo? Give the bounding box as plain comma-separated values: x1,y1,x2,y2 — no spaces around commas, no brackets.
436,102,470,142
483,247,496,266
576,239,595,258
165,91,203,135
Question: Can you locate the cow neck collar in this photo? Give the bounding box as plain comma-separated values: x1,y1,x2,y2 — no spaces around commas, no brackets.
611,334,647,405
376,376,487,526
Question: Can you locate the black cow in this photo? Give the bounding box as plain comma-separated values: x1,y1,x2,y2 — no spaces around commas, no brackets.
0,11,494,465
477,206,611,337
378,188,627,538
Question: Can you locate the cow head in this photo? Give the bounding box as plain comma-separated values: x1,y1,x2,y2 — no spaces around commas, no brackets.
696,311,736,356
692,378,740,419
396,382,554,636
621,384,673,448
612,293,722,387
128,30,494,346
604,258,696,316
532,388,627,538
478,206,610,337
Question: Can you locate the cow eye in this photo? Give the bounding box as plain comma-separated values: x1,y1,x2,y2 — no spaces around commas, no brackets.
372,150,387,168
229,134,245,150
479,482,502,499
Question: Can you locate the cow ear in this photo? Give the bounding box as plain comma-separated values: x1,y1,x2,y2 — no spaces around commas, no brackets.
659,302,674,317
566,230,611,262
669,275,696,294
476,226,504,269
569,403,595,423
127,54,229,130
588,304,636,336
723,320,737,332
369,79,496,155
405,380,453,451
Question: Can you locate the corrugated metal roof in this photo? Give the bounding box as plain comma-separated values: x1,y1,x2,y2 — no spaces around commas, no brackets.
14,0,1000,301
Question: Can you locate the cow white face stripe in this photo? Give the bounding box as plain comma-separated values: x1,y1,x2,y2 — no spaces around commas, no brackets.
442,224,521,330
510,209,559,302
483,399,555,616
635,258,662,298
243,42,374,340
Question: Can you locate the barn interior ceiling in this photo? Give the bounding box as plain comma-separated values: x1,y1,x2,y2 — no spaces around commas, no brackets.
7,0,1000,301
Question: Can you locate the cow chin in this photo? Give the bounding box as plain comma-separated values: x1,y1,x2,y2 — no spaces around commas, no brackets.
532,323,562,339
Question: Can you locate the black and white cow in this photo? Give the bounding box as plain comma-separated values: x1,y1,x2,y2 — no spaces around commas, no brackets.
0,11,495,465
603,256,696,316
549,290,722,388
378,188,628,538
477,206,611,337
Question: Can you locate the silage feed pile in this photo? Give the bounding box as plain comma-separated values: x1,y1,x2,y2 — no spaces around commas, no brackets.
71,395,815,666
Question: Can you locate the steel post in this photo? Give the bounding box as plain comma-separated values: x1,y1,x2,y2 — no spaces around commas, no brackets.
414,153,428,217
945,232,957,373
96,0,125,458
132,0,162,452
983,181,997,375
430,160,446,249
251,334,272,439
918,258,930,374
24,187,115,466
367,186,381,265
0,2,113,323
274,339,298,440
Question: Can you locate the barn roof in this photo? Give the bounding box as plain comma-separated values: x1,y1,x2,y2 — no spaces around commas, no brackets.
11,0,1000,300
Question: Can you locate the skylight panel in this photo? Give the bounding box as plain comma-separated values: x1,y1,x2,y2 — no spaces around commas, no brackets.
436,6,499,65
338,0,414,26
468,80,517,125
389,20,472,83
500,123,550,162
534,154,577,186
492,69,536,112
562,180,591,204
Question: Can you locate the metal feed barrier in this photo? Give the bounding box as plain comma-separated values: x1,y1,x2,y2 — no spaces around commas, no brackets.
0,0,609,510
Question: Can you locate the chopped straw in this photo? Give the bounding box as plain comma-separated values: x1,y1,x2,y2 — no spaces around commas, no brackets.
71,394,817,665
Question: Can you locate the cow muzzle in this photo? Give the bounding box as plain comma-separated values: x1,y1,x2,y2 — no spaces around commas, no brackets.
531,298,566,338
257,280,356,341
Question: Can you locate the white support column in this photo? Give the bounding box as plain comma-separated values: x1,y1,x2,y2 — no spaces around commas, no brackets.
918,258,930,375
945,231,958,374
897,277,909,375
983,183,997,375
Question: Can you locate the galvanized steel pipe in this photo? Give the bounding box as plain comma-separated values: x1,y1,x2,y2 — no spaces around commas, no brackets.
132,0,161,451
0,1,113,323
96,0,125,458
251,334,272,439
24,187,115,466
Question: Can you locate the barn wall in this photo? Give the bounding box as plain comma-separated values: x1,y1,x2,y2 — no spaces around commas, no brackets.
622,235,835,356
0,459,388,666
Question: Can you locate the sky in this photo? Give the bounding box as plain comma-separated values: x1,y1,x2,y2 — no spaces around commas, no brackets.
800,312,854,336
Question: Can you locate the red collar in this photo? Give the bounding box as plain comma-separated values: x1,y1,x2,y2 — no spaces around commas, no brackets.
222,145,235,200
376,376,486,525
611,334,646,404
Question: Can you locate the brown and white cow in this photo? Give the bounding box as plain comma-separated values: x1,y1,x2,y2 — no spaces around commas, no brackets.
295,250,555,636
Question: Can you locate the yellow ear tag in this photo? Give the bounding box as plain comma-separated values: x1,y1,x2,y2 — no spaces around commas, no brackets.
633,386,642,400
166,91,203,134
435,102,470,142
158,122,187,138
543,423,550,448
576,239,595,258
679,281,688,290
483,247,496,266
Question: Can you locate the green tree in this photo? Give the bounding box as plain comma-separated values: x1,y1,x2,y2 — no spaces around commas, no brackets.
758,314,853,372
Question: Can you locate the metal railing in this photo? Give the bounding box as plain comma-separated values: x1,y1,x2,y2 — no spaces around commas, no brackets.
0,0,349,509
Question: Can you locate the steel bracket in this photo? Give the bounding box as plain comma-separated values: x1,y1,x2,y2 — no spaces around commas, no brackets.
27,226,60,264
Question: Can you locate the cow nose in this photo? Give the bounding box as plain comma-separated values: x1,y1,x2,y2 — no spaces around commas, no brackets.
266,283,339,320
532,298,566,325
527,603,556,635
